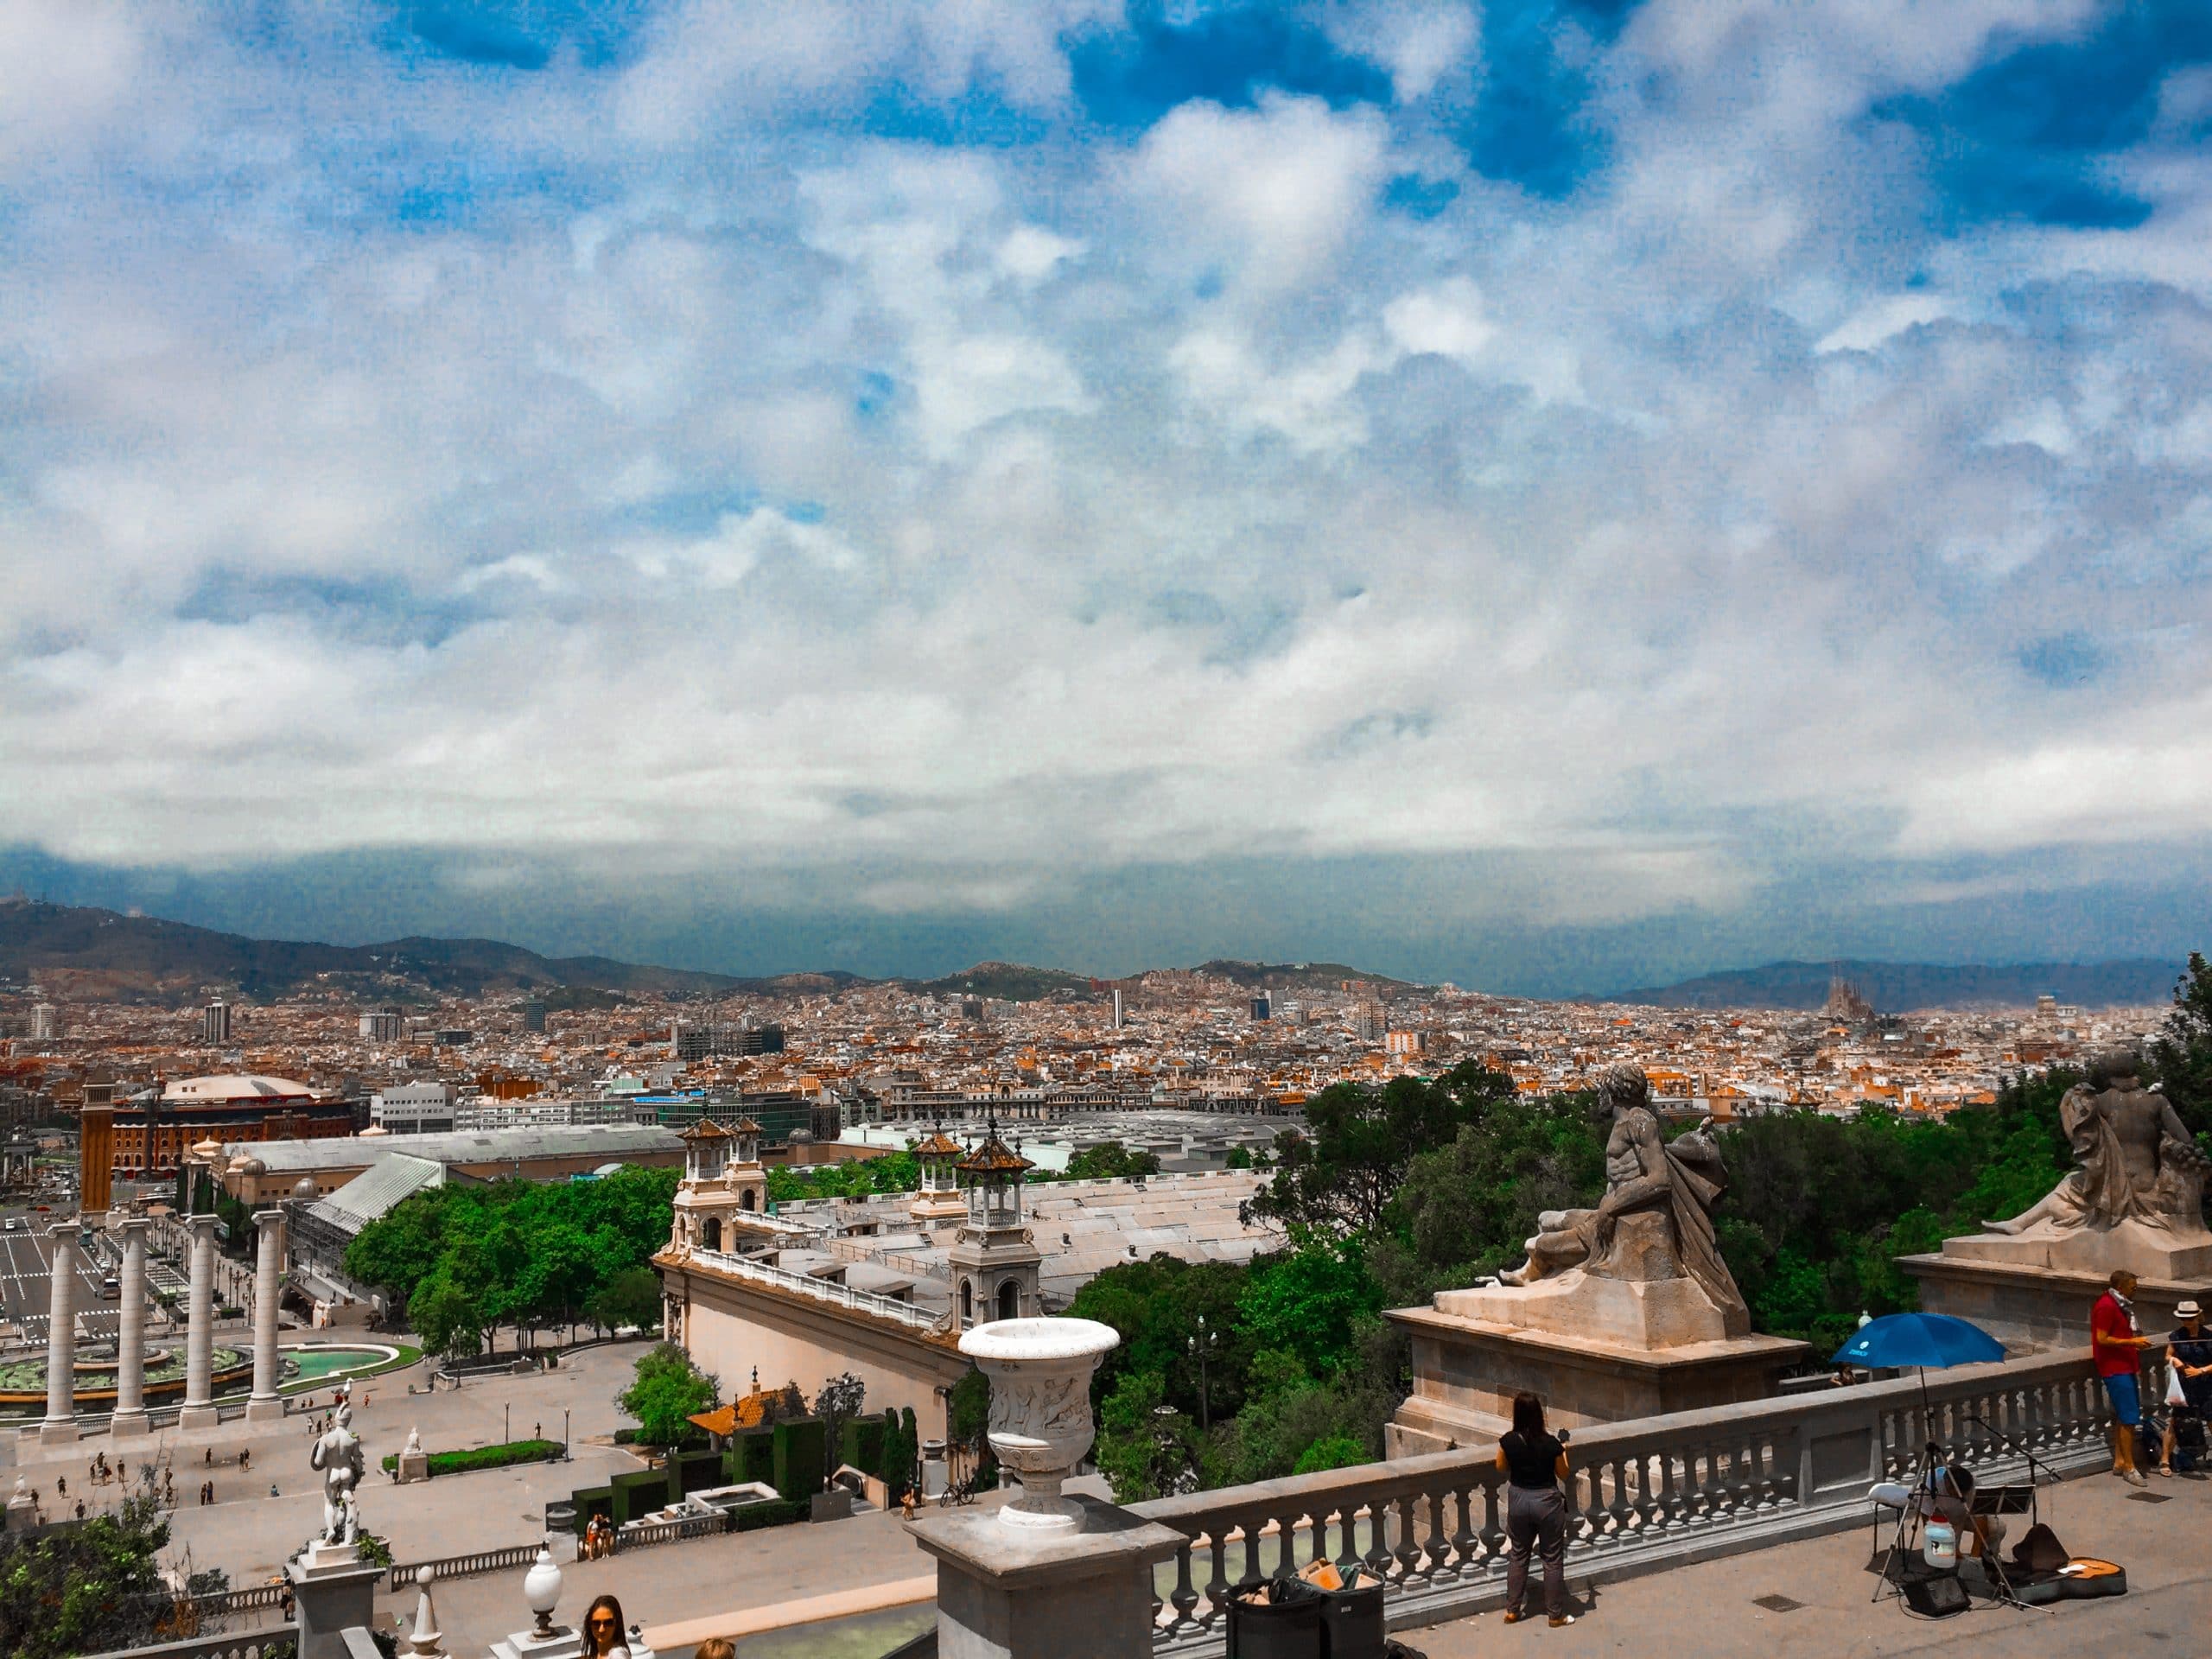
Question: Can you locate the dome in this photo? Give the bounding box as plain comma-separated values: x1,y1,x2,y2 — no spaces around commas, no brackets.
190,1138,224,1159
787,1128,816,1146
163,1074,319,1103
292,1177,318,1202
359,1123,390,1138
228,1155,266,1176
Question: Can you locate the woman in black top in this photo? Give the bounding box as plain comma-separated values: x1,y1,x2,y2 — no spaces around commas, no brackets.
1496,1391,1575,1626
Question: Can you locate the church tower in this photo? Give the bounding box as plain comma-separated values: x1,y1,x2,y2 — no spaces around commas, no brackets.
947,1116,1041,1330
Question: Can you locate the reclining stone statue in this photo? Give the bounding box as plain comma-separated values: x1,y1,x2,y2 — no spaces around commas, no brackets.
1984,1046,2209,1237
1497,1063,1751,1338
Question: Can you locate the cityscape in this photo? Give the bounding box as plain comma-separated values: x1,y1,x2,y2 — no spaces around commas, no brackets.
3,4,2210,1659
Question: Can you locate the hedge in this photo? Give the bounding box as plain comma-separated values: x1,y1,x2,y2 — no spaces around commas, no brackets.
731,1497,807,1532
727,1427,775,1487
772,1418,825,1502
378,1438,563,1477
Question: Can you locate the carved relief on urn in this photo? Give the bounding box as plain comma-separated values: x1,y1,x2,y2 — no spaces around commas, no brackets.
957,1317,1120,1532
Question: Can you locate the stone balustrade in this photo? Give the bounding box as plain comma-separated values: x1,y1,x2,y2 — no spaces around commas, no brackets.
1130,1350,2109,1653
690,1247,947,1331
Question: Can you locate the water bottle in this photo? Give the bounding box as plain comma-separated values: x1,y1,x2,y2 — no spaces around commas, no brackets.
1923,1518,1958,1570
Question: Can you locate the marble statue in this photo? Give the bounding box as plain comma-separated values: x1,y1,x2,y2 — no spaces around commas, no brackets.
309,1400,366,1545
1497,1063,1750,1333
1986,1047,2210,1236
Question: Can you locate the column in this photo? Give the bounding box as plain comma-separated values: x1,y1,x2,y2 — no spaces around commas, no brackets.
39,1221,78,1443
179,1212,219,1429
246,1209,285,1421
111,1217,151,1436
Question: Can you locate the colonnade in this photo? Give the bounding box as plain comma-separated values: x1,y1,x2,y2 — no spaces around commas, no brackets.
35,1207,286,1440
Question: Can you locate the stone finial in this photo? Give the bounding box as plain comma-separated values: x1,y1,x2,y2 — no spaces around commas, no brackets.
402,1566,444,1658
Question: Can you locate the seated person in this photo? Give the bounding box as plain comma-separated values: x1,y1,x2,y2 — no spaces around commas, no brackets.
1920,1462,2006,1561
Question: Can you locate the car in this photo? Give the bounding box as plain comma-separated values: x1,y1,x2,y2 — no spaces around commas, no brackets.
100,1276,121,1300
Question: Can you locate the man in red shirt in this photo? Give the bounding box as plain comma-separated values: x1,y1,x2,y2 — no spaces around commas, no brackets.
2092,1269,2156,1485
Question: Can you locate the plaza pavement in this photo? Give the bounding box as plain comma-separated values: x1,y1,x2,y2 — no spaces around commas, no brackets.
1412,1461,2212,1658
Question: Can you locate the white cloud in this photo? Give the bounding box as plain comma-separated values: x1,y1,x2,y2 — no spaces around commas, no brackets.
0,2,2208,961
1124,94,1391,295
1815,294,1963,354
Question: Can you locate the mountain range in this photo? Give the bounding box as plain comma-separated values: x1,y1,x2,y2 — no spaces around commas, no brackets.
0,898,2185,1012
1604,957,2182,1012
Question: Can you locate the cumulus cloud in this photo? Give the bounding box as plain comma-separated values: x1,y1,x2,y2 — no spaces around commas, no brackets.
0,1,2208,979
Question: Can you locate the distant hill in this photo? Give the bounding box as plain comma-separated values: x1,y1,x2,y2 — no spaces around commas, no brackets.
1604,958,2182,1013
911,961,1093,1002
1191,959,1422,995
0,899,812,1005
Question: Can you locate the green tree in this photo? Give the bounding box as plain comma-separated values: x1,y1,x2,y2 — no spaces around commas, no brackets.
618,1343,719,1450
585,1267,663,1336
1251,1064,1519,1236
0,1486,172,1659
2152,951,2212,1153
1236,1236,1383,1380
1069,1255,1256,1423
1064,1141,1164,1180
1292,1433,1368,1475
1393,1093,1610,1284
409,1271,484,1363
1093,1370,1199,1503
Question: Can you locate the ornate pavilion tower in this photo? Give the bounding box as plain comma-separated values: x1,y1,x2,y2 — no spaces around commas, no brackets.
947,1116,1041,1331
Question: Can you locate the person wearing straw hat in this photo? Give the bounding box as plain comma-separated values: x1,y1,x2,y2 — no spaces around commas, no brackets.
2158,1297,2212,1477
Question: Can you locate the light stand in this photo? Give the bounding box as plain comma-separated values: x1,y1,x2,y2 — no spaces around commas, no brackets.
1872,1439,1943,1606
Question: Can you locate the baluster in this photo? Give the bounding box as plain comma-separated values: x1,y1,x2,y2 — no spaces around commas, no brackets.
1360,1497,1395,1581
1417,1483,1449,1583
1275,1506,1304,1580
1166,1538,1198,1636
1599,1454,1633,1547
1576,1459,1606,1552
1333,1494,1364,1578
1681,1444,1711,1528
1447,1479,1478,1577
1202,1523,1232,1630
1478,1476,1508,1567
1390,1491,1421,1581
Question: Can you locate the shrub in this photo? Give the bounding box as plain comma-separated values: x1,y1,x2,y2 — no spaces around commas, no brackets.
378,1439,563,1477
731,1497,807,1532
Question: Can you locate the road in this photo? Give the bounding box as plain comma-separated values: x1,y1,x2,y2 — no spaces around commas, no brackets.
0,1214,133,1344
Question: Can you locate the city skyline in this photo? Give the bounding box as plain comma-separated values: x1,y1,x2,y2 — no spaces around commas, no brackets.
4,4,2210,993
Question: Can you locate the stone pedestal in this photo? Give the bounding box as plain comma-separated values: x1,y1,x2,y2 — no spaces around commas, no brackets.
1901,1218,2212,1354
908,1495,1186,1659
1386,1268,1809,1456
287,1541,385,1659
397,1445,430,1484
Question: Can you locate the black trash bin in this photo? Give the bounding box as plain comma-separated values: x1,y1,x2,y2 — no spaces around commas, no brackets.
1226,1579,1324,1659
1318,1574,1387,1659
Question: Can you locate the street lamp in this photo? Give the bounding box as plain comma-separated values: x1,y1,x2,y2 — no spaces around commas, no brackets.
1187,1313,1213,1433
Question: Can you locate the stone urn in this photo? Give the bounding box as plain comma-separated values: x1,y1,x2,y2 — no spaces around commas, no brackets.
957,1317,1120,1532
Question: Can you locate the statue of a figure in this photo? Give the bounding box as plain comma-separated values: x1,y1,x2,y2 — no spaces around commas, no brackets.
309,1400,366,1546
1985,1047,2210,1236
1497,1064,1750,1335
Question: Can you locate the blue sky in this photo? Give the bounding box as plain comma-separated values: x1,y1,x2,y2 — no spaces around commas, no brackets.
2,1,2210,995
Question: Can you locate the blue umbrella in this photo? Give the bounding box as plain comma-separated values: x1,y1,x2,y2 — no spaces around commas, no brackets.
1833,1313,2006,1372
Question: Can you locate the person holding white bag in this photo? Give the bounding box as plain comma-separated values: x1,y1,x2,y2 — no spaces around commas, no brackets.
2158,1298,2212,1478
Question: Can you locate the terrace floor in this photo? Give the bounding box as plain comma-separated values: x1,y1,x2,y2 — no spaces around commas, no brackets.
1412,1461,2212,1658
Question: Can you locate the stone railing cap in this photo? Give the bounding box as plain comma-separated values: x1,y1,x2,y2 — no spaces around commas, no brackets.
958,1317,1120,1362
